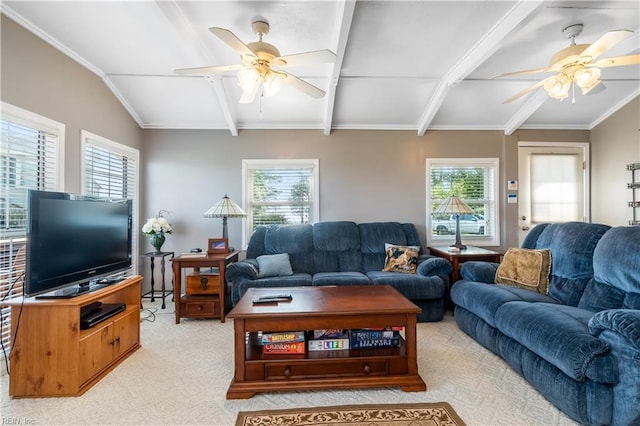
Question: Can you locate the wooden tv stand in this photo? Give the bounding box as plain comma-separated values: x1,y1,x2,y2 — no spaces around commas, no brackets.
3,276,142,397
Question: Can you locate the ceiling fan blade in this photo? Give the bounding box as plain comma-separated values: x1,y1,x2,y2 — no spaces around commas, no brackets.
175,64,243,75
209,27,256,57
589,54,640,68
579,30,634,61
502,79,547,104
284,72,325,98
494,66,557,79
273,49,336,68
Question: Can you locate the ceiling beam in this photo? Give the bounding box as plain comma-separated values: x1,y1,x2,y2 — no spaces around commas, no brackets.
155,1,238,136
416,0,544,136
323,0,356,136
504,89,548,135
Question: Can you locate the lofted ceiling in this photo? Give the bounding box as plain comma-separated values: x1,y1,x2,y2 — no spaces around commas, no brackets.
2,1,639,136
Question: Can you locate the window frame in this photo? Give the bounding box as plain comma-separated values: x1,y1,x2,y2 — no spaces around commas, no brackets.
426,157,500,247
242,159,319,248
80,130,140,275
1,102,65,355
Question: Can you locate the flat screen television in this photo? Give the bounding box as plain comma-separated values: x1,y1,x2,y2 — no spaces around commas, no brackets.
25,189,133,298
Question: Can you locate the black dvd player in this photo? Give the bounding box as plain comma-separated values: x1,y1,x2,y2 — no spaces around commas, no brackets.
80,302,126,330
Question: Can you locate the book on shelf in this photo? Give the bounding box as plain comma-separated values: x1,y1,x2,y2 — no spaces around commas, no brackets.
262,341,306,354
349,329,401,349
260,331,305,344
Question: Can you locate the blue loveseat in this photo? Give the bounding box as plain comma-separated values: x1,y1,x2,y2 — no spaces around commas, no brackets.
225,221,452,322
451,222,640,425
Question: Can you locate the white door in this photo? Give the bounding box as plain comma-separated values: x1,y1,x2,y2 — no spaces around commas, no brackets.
518,143,589,245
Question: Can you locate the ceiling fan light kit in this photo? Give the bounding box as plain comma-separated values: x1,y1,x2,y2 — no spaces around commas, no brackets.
175,18,336,104
497,23,639,103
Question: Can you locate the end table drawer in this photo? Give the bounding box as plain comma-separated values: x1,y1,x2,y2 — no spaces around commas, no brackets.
182,297,220,317
186,272,220,295
264,359,389,380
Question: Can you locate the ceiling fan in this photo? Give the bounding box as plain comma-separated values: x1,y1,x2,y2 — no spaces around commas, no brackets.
496,24,640,103
175,19,336,103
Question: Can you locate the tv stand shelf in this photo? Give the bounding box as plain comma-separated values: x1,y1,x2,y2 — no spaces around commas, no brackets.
3,276,142,397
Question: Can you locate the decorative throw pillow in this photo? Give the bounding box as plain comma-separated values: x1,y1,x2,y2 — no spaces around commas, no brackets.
495,248,552,294
256,253,294,278
382,243,420,274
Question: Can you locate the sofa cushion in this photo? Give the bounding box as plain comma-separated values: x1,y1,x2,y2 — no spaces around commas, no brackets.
312,221,362,273
359,222,409,272
313,272,371,286
451,281,559,328
495,248,551,294
264,224,314,274
579,226,640,311
256,253,294,278
533,222,610,306
382,244,419,274
367,271,444,299
494,302,615,383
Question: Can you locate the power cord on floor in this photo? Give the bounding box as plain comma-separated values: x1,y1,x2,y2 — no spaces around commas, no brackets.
140,307,157,322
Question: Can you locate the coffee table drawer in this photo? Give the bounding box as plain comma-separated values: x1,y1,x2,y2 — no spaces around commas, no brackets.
264,359,389,380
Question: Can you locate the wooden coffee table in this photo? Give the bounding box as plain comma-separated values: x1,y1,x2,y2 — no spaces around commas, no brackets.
226,285,426,399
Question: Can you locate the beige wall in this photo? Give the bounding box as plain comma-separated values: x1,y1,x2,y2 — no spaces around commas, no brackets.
591,96,640,226
1,15,143,194
142,128,589,254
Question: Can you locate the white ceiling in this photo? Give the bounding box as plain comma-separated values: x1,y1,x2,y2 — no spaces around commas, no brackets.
3,1,639,136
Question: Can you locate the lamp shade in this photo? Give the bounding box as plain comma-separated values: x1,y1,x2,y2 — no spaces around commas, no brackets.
203,195,247,218
435,195,474,215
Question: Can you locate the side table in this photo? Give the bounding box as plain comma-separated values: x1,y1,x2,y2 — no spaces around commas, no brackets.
171,251,239,324
141,251,175,309
428,245,502,284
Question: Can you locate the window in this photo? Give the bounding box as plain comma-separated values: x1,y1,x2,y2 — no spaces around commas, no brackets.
427,158,500,246
81,130,139,274
242,159,319,247
1,102,64,353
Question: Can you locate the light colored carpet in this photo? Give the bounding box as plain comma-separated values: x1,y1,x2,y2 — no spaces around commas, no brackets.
0,300,577,426
235,402,466,425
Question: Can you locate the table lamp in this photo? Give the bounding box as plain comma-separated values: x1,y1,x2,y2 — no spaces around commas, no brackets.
203,194,247,241
434,195,475,249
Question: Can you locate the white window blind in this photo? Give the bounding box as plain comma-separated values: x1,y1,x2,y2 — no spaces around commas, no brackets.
243,159,319,247
1,103,64,355
81,131,139,275
427,158,500,246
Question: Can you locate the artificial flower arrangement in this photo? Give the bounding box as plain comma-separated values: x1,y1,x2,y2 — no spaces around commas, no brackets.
142,210,173,235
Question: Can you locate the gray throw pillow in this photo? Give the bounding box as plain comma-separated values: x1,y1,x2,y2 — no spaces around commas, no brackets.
256,253,294,278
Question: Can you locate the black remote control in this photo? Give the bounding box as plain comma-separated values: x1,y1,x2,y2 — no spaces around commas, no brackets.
252,294,292,304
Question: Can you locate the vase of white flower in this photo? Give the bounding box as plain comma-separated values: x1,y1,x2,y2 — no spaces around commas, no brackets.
142,211,172,254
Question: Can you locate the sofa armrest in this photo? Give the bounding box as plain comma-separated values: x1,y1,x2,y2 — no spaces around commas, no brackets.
225,259,259,283
417,256,452,282
589,309,640,351
589,309,640,425
460,261,499,284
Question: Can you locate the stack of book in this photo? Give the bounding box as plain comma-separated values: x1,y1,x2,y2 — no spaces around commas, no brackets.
261,331,306,354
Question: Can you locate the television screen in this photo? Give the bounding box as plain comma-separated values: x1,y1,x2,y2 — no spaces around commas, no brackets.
25,190,132,298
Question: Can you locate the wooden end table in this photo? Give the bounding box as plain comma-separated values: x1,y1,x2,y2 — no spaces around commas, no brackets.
171,251,239,323
428,245,502,284
226,285,426,399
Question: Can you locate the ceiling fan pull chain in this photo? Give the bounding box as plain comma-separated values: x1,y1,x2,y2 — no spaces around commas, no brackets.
572,83,576,104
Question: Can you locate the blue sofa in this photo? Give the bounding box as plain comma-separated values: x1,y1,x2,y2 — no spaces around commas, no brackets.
225,221,452,322
451,222,640,425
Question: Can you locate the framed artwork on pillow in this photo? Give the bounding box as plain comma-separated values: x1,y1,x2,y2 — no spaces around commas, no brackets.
207,238,229,254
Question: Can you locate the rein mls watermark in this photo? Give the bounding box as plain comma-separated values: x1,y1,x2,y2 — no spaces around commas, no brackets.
2,418,35,425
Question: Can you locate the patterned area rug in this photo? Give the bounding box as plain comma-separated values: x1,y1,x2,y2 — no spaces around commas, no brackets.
236,402,466,426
